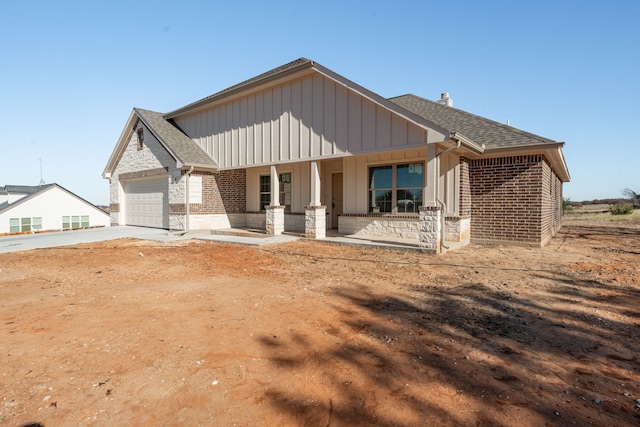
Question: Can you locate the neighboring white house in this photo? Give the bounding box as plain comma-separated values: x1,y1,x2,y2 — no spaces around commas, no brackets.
0,184,110,234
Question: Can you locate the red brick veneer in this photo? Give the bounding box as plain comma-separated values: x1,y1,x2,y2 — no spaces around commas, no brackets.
170,169,246,215
468,155,562,246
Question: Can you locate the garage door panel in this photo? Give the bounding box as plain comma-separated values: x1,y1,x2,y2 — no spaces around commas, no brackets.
124,177,169,229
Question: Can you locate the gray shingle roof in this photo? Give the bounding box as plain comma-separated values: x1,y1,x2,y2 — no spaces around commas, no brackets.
0,183,107,215
0,185,50,194
389,94,559,149
134,108,217,169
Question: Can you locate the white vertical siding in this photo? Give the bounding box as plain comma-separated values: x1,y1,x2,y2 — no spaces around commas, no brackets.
440,153,460,216
174,73,441,169
0,187,110,233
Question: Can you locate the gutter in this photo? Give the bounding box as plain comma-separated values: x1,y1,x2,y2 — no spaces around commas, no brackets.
185,166,194,231
434,138,462,251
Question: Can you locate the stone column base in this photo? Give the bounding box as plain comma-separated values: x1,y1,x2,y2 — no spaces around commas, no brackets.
266,206,285,235
305,206,326,239
419,206,442,254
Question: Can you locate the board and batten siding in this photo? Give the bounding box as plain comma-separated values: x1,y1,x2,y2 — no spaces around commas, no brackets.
173,74,444,169
342,149,461,215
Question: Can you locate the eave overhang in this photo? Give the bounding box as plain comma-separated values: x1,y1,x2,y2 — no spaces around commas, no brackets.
476,142,570,182
165,60,317,119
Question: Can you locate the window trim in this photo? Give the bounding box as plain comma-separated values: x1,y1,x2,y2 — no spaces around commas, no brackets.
368,162,425,214
259,172,292,212
9,217,42,233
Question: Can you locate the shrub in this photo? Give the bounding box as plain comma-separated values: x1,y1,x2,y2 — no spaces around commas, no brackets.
562,198,574,213
609,203,634,215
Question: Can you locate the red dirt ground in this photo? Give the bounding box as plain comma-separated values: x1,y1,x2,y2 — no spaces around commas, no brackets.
1,219,639,426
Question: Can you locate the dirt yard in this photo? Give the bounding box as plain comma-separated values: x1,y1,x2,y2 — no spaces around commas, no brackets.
1,219,639,426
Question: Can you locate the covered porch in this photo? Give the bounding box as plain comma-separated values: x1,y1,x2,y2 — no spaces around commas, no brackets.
246,137,481,253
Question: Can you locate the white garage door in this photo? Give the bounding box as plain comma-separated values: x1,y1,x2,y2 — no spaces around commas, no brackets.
124,177,169,229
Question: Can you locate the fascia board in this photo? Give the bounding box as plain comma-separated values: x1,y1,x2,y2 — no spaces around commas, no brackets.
472,142,570,182
165,63,316,119
103,110,138,179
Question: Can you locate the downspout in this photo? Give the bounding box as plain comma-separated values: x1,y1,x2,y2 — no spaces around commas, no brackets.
185,166,194,231
435,138,462,250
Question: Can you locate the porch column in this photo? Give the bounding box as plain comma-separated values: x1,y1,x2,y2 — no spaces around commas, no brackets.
419,144,441,253
419,206,442,254
424,144,439,207
305,161,326,239
266,165,284,235
309,161,321,207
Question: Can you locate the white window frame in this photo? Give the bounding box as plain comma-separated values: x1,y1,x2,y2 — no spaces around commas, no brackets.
368,162,424,214
259,172,292,212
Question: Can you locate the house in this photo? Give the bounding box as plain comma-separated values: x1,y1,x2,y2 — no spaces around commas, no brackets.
0,184,110,235
103,58,569,253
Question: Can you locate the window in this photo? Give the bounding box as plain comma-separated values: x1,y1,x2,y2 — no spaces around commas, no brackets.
137,128,144,150
9,217,43,232
369,163,424,214
259,173,292,212
32,217,42,231
62,215,90,230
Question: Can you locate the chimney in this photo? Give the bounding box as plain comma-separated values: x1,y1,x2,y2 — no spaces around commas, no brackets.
437,92,453,107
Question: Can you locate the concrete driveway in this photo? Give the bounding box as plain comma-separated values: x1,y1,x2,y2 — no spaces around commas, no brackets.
0,226,191,254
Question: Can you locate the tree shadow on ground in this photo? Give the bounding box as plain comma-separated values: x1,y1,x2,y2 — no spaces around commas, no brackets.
255,225,640,426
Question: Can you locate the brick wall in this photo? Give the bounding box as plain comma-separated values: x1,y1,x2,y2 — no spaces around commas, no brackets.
469,155,546,245
172,170,246,215
541,160,563,245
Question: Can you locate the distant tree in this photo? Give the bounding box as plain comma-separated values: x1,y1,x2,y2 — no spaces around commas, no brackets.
622,188,640,209
562,197,574,213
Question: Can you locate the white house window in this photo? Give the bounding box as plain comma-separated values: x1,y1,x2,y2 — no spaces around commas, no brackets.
137,128,144,150
259,173,291,212
369,163,424,214
62,215,89,230
9,217,41,233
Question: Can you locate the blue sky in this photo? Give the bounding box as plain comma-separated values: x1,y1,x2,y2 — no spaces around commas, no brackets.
1,0,638,205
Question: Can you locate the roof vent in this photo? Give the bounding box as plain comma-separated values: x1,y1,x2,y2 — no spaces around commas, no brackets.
437,92,453,107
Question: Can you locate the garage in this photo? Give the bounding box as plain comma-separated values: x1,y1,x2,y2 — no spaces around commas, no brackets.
124,176,169,229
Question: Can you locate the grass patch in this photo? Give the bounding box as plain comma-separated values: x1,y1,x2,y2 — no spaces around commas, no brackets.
565,206,640,222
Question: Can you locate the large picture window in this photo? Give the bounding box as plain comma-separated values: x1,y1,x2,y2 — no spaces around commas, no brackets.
369,163,424,214
259,173,292,212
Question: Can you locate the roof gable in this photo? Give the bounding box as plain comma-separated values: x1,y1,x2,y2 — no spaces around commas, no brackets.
135,108,217,169
165,58,315,118
0,184,106,216
103,108,217,178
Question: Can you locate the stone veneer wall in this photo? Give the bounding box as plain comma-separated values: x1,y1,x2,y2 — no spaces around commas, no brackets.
245,213,306,232
109,122,179,226
444,217,470,243
469,154,549,245
339,215,419,239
